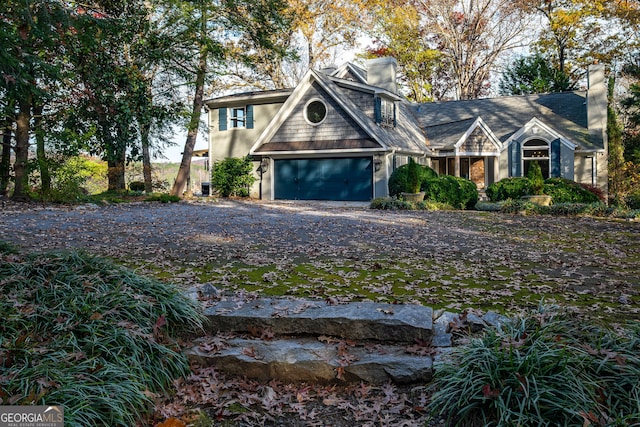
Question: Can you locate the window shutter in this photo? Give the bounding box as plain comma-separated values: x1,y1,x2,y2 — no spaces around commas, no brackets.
218,108,227,131
246,105,254,129
509,140,521,176
551,139,561,177
374,97,382,124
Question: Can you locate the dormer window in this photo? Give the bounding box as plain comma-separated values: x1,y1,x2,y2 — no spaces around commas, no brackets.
374,96,396,128
381,99,395,127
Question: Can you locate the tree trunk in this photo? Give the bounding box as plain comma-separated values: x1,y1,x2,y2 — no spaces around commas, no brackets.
107,150,127,191
141,121,153,193
170,45,207,197
33,103,51,196
12,96,31,200
0,120,12,197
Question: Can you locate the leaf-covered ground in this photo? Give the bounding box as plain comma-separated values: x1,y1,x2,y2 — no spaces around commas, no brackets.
1,199,639,426
2,199,638,320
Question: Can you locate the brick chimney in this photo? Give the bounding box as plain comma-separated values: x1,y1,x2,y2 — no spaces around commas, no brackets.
587,64,607,134
366,57,398,94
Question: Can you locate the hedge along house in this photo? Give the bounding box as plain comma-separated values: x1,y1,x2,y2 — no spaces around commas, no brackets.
205,59,608,201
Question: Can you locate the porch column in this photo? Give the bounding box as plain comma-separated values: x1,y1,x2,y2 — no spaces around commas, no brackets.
455,157,460,177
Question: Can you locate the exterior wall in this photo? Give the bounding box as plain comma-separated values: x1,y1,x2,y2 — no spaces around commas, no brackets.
209,102,285,198
209,102,284,161
376,154,390,198
498,149,510,181
270,82,369,143
574,152,607,190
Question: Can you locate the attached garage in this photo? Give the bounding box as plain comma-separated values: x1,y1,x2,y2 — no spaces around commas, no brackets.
274,157,373,201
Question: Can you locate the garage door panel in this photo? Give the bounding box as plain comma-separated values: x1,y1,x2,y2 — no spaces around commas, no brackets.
274,158,372,201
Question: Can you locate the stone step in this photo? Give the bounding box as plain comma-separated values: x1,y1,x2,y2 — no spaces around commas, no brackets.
187,335,434,385
203,298,433,343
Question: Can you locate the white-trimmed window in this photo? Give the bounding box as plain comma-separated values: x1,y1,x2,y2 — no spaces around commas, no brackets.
305,99,327,125
375,96,396,128
230,107,246,128
218,105,253,131
522,140,550,178
380,99,395,127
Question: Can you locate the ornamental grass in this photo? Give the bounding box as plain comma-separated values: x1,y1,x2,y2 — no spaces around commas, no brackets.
0,247,206,426
428,308,640,426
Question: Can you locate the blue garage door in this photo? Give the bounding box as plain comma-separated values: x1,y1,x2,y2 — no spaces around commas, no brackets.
274,157,373,201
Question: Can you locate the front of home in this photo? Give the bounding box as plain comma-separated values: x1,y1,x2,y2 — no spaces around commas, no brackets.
205,58,608,201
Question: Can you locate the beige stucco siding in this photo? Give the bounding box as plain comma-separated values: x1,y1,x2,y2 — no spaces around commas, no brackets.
209,103,284,162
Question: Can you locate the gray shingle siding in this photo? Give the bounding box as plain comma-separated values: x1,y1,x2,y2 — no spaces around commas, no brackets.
270,82,370,144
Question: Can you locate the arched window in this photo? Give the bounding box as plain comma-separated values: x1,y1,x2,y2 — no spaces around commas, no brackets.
522,139,549,179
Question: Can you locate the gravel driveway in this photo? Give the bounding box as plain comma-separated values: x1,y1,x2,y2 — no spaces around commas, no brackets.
1,199,639,319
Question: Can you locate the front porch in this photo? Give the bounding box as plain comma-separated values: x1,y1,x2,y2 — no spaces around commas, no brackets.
431,155,499,190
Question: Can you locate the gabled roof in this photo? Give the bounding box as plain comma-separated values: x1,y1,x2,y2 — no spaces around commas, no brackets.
204,88,293,108
454,117,502,156
411,92,602,152
331,63,368,84
250,68,429,156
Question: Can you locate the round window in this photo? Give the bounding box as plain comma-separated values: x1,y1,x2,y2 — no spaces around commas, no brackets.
305,100,327,124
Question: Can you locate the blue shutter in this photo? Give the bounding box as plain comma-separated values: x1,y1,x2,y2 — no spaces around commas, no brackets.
246,105,254,129
218,108,227,131
551,139,561,177
509,140,521,176
374,97,382,124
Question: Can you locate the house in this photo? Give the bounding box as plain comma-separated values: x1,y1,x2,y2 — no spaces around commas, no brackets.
204,58,608,201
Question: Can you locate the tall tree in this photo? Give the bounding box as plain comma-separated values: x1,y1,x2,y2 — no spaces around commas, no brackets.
416,0,530,100
500,53,571,95
170,0,291,197
365,2,443,102
0,1,70,199
524,0,639,81
66,1,156,191
289,0,367,70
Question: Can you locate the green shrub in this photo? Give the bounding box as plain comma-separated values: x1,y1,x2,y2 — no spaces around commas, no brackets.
370,197,414,210
499,198,538,214
0,251,205,426
428,309,640,426
527,161,545,195
129,181,146,192
370,197,453,211
41,156,108,203
543,178,600,204
406,158,421,193
625,192,640,209
388,163,438,197
211,156,256,197
423,175,478,210
486,177,532,202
